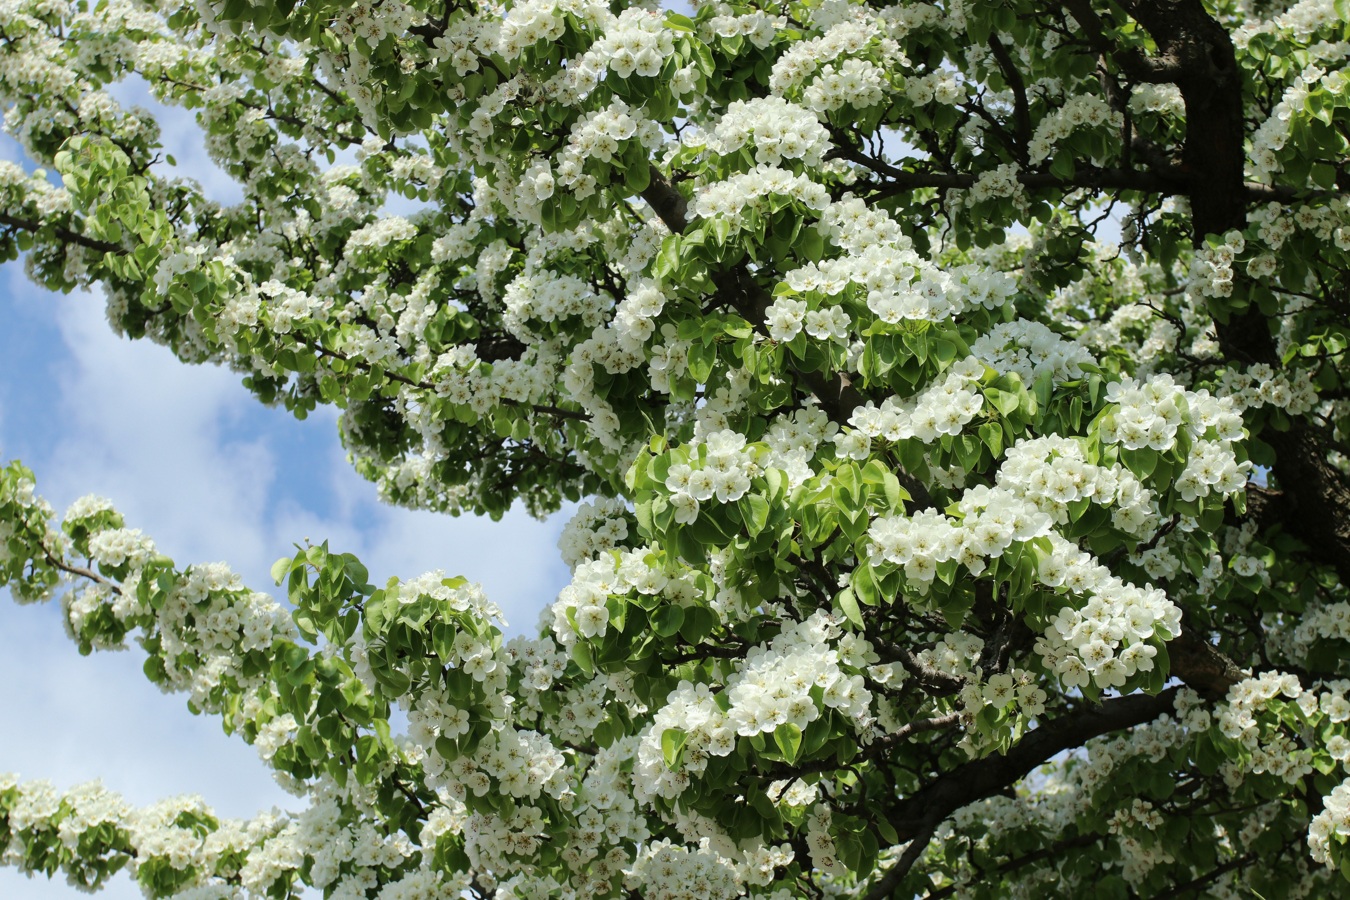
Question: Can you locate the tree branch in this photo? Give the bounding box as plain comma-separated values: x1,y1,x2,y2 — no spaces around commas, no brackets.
1059,0,1184,83
922,832,1106,899
1168,626,1246,700
987,35,1032,159
0,211,122,255
861,822,938,900
833,155,1189,199
640,166,688,235
1114,0,1350,588
871,712,963,750
883,687,1182,844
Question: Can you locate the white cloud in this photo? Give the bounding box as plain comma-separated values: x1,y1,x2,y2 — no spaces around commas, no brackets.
0,290,296,899
0,283,573,897
0,600,285,900
269,427,572,637
1,50,578,896
40,292,278,584
107,76,243,207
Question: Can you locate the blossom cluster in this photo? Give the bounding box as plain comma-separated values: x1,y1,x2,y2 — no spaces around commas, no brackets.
777,198,1018,326
550,547,671,647
1218,362,1318,416
802,57,888,112
769,15,902,101
663,430,760,523
970,319,1095,385
1027,93,1122,164
632,613,874,799
1311,780,1350,866
627,838,740,900
591,8,675,80
688,164,831,223
557,497,633,569
1188,230,1247,298
1100,374,1245,454
1210,673,1338,798
763,294,850,344
965,163,1027,207
844,356,987,448
711,97,832,168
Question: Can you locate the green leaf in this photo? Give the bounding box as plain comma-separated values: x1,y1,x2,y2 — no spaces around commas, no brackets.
859,458,890,486
1122,446,1158,480
978,422,1004,458
739,493,770,537
1034,368,1054,412
270,555,294,585
570,639,594,676
774,722,803,763
625,162,651,194
693,340,722,384
665,11,695,30
679,605,715,644
653,604,685,637
837,586,864,628
1311,162,1338,191
853,564,880,607
932,338,957,366
985,386,1021,417
661,727,688,768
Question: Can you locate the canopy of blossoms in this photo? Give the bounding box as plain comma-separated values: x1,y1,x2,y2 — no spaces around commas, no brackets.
2,0,1350,898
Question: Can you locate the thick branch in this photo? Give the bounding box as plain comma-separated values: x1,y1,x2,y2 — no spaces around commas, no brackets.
880,641,966,697
640,167,688,234
1059,0,1184,83
0,211,122,255
884,688,1181,845
834,153,1189,198
870,712,963,750
861,822,938,900
1118,0,1350,586
1261,428,1350,585
1168,627,1245,700
1120,0,1246,240
987,35,1032,158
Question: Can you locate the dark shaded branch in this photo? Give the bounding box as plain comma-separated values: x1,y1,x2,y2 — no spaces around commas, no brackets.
1168,627,1246,700
640,167,688,234
922,832,1106,899
1059,0,1184,83
987,35,1032,159
832,155,1188,199
884,688,1182,843
1120,0,1246,241
292,335,589,423
1116,0,1350,587
870,712,963,750
1150,835,1300,899
876,640,966,697
0,211,122,255
861,822,938,900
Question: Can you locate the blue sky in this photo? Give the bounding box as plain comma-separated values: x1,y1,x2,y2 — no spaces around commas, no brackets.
0,85,573,899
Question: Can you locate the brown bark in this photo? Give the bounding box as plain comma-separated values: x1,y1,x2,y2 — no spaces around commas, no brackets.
1119,0,1350,587
867,688,1183,897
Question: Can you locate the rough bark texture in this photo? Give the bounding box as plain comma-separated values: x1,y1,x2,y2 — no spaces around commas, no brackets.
1122,0,1350,589
864,688,1184,896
